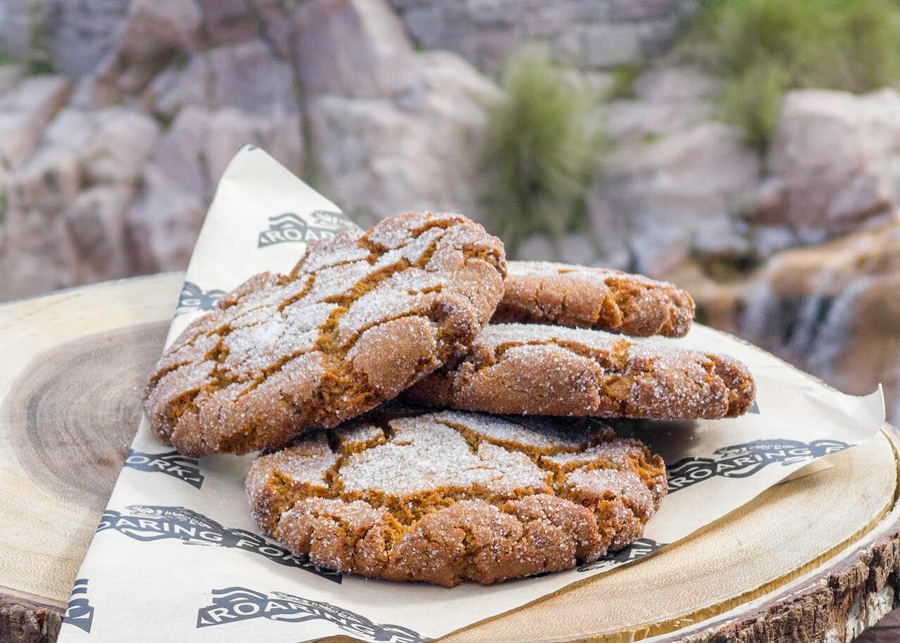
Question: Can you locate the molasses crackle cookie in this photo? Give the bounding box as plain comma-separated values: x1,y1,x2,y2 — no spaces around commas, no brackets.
143,211,506,457
495,261,696,337
247,407,668,587
405,323,756,419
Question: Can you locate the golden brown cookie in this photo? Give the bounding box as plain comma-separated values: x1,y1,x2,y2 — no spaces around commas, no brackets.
493,261,695,337
143,212,506,457
246,408,667,587
405,323,755,419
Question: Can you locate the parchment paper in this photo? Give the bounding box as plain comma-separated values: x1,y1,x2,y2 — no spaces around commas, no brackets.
57,146,886,643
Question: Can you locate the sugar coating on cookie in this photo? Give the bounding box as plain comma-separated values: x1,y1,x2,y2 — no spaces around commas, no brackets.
246,409,667,587
493,261,695,337
143,212,506,457
405,323,756,419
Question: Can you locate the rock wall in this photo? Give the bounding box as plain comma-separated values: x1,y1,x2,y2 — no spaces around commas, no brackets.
388,0,700,75
0,0,498,299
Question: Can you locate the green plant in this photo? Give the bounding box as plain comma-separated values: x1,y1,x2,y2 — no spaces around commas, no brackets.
26,0,52,76
608,63,643,100
718,56,791,154
679,0,900,153
479,47,602,258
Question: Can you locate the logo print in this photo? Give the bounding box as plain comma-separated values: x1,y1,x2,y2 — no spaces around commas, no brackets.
176,281,226,315
63,578,94,633
577,538,666,573
666,438,851,493
97,505,341,583
258,211,356,248
197,587,428,642
124,449,204,488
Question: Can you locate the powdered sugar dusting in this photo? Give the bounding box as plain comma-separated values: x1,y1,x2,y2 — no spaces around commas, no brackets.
507,260,671,288
248,408,667,586
339,417,550,496
144,211,506,456
408,323,754,420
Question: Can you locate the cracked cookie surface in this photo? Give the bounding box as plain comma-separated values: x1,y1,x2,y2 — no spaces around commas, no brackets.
143,212,506,457
246,408,667,587
493,261,695,337
405,323,756,419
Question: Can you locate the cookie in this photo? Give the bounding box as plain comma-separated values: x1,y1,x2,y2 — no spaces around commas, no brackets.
493,261,695,337
404,323,755,419
143,212,506,457
246,408,667,587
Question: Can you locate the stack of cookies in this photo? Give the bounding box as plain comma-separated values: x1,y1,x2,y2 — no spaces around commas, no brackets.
143,211,755,587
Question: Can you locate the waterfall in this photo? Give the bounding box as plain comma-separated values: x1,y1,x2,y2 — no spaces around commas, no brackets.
738,271,868,388
804,276,872,380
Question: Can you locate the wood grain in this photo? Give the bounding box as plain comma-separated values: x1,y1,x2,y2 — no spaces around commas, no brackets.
0,274,181,614
5,322,167,512
0,273,899,642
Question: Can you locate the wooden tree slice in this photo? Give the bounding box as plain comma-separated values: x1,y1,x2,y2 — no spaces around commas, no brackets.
0,274,182,643
0,273,898,643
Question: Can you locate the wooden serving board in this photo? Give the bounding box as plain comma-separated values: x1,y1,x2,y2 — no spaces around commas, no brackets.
1,273,898,643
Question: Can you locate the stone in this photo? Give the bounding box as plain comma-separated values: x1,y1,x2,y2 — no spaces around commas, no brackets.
388,0,701,73
144,62,207,118
692,212,752,264
768,88,900,239
631,66,718,103
7,141,81,224
305,49,499,224
584,187,633,270
204,106,303,185
577,22,643,68
149,40,299,120
148,105,209,197
0,64,26,94
88,0,203,105
206,41,298,116
63,184,135,282
195,0,260,47
0,105,158,300
44,0,131,78
602,99,714,147
602,120,760,278
0,0,46,62
80,107,160,184
0,75,72,171
149,103,303,203
0,143,83,300
295,0,415,99
127,164,206,273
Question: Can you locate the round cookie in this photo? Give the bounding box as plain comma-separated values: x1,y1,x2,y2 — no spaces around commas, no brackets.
246,408,667,587
404,323,756,419
143,212,506,457
493,261,695,337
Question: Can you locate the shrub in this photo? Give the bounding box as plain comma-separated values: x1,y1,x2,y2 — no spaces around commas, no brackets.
680,0,900,152
479,46,602,258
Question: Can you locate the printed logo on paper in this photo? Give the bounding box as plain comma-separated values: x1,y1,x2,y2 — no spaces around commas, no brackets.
124,449,204,489
197,587,428,642
97,505,341,583
577,538,666,573
666,438,851,493
63,578,95,633
257,211,356,248
175,281,226,315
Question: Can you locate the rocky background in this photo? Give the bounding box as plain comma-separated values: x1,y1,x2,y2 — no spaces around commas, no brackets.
1,0,899,421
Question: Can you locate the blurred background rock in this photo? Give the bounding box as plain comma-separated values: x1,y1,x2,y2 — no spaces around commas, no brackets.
1,0,900,421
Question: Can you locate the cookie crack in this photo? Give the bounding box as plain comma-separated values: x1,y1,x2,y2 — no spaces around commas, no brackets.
433,419,483,455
